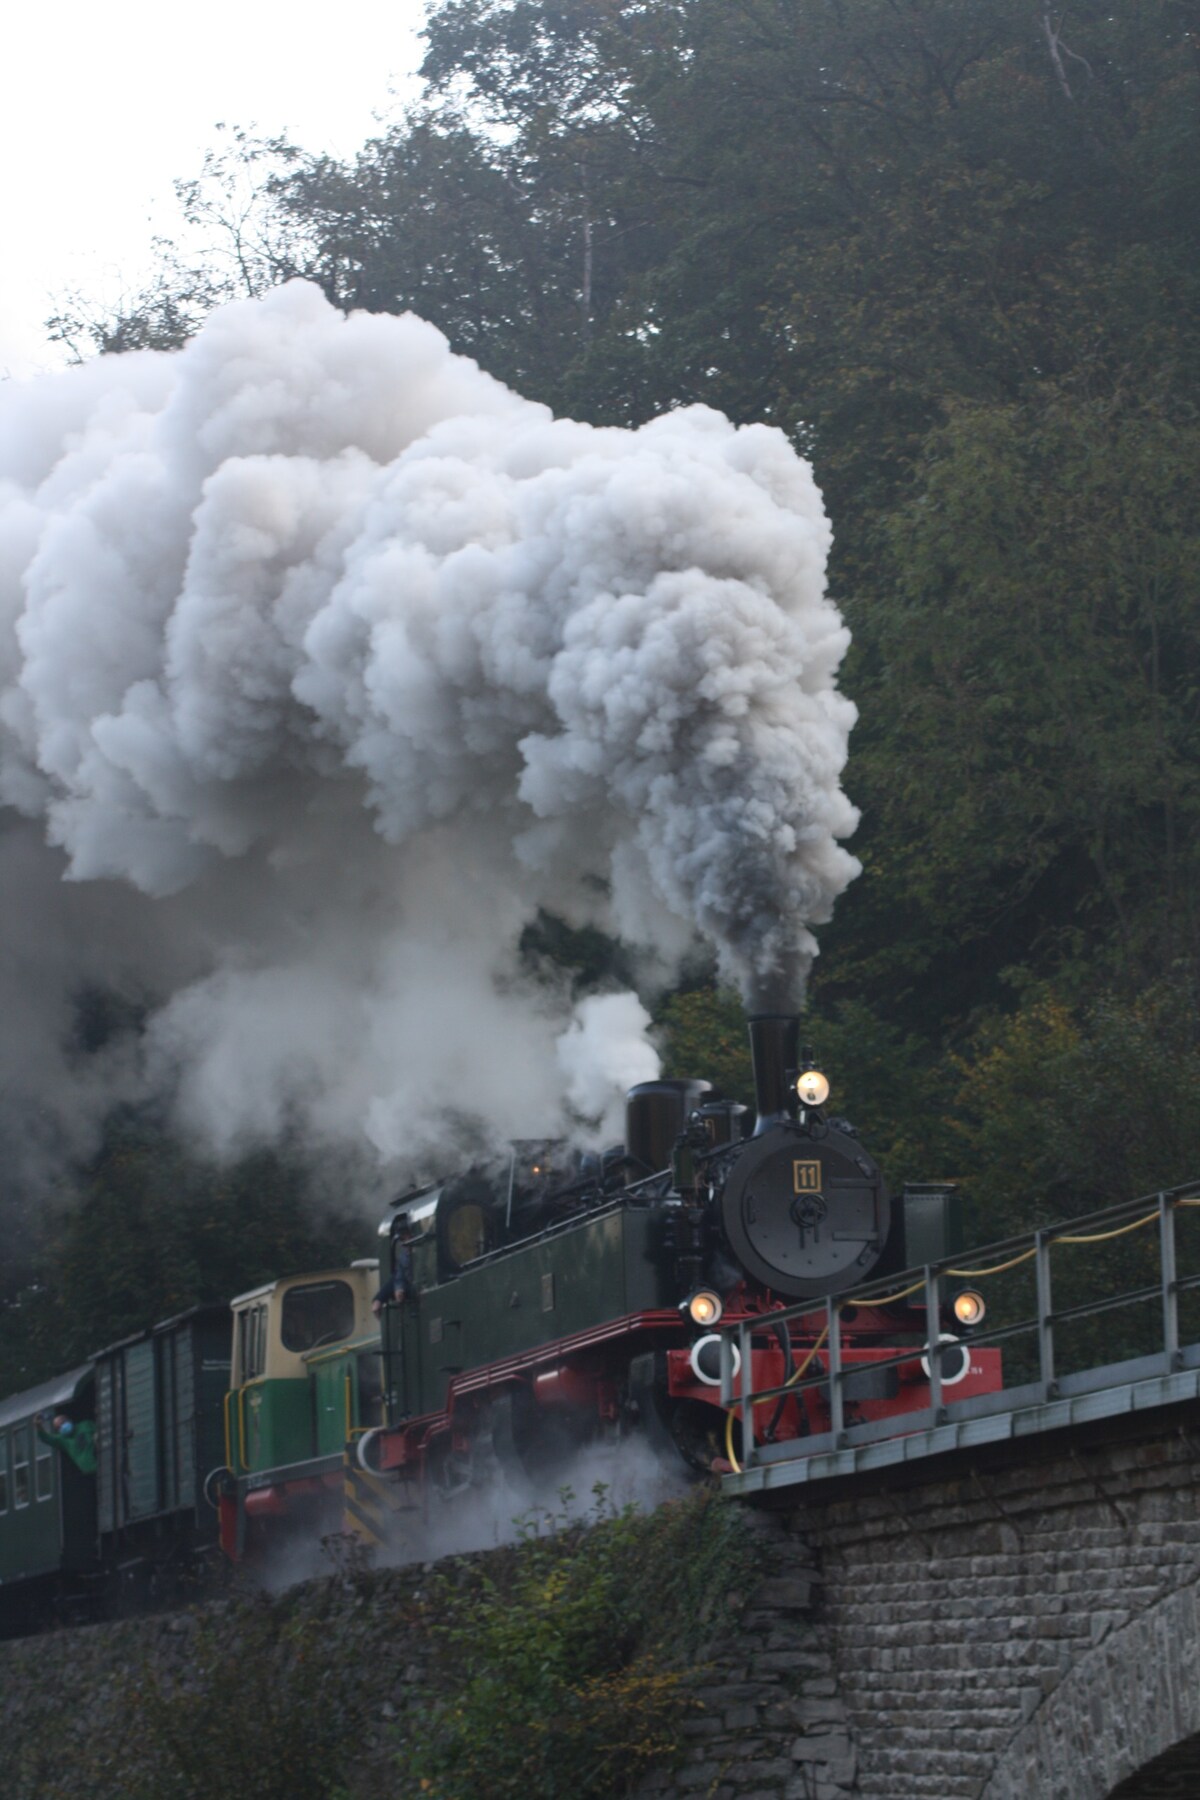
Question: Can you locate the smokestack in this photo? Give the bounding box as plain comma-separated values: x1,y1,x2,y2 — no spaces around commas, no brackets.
748,1013,799,1136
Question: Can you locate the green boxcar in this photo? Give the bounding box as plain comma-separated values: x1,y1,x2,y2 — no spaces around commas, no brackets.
94,1306,229,1542
392,1203,671,1419
0,1367,96,1632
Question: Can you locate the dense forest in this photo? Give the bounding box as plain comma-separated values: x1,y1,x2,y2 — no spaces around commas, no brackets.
4,0,1198,1393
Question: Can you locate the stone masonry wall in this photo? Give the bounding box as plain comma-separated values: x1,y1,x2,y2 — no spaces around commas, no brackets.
791,1408,1200,1800
634,1512,857,1800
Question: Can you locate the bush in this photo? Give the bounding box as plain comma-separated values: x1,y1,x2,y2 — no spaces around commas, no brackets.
114,1599,369,1800
404,1486,755,1800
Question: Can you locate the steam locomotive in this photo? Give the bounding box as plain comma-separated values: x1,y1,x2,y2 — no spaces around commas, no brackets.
0,1012,998,1627
340,1011,997,1531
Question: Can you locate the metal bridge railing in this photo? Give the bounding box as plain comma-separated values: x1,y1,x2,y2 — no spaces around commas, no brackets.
718,1180,1200,1478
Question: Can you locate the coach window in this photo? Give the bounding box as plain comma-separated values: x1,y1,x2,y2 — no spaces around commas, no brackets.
13,1426,30,1509
35,1431,53,1502
281,1280,355,1353
0,1433,8,1513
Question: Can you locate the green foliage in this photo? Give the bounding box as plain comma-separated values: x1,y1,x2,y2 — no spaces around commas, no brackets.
950,984,1200,1240
656,987,754,1107
840,396,1200,1023
0,1122,364,1397
406,1486,754,1800
11,1596,372,1800
7,1491,759,1800
118,1603,365,1800
520,909,636,992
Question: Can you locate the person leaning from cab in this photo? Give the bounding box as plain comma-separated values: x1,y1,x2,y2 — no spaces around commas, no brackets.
373,1220,418,1317
34,1410,97,1475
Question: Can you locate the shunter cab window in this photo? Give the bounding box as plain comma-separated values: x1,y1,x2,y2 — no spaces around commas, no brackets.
281,1280,355,1353
13,1427,30,1509
237,1303,269,1385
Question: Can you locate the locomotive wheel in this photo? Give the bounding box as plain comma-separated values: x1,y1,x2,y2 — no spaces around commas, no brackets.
488,1388,588,1495
626,1357,723,1479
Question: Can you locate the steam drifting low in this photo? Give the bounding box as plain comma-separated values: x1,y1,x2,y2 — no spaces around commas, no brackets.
0,282,859,1176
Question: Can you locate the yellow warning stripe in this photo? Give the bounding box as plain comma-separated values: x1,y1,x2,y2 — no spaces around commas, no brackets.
342,1452,412,1545
343,1488,385,1545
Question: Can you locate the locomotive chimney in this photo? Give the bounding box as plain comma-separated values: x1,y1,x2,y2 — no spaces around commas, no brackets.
748,1012,800,1136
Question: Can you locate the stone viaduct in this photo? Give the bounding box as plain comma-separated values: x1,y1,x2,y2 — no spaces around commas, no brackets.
636,1393,1200,1800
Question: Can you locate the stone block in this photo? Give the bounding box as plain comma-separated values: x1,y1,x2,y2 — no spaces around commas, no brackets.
823,1751,858,1787
724,1757,796,1784
753,1651,831,1675
792,1696,848,1728
675,1759,723,1788
696,1682,771,1705
790,1733,851,1763
751,1575,816,1611
682,1715,729,1740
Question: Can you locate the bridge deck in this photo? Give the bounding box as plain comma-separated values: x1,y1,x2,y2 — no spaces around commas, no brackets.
722,1355,1200,1496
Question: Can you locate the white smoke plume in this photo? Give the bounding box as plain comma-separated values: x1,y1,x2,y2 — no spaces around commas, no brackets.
0,281,858,1184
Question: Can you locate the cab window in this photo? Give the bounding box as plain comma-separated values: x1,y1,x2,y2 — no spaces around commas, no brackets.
237,1303,269,1384
281,1280,355,1353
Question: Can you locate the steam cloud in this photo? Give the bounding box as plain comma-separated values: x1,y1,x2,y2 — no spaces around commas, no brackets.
0,282,858,1186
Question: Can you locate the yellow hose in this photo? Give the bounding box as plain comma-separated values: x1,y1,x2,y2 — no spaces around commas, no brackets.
1058,1210,1160,1244
725,1324,829,1475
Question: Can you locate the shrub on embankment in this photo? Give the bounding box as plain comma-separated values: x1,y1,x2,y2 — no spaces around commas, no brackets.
2,1488,756,1800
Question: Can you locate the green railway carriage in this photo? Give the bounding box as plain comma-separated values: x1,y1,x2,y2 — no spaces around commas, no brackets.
0,1367,96,1637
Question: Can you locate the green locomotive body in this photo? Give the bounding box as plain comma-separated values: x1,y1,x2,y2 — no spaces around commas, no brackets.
385,1199,675,1422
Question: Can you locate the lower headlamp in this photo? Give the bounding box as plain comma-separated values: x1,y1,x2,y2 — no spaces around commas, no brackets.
683,1289,723,1327
953,1289,986,1327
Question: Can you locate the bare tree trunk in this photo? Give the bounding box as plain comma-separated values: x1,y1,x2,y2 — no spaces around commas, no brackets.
1038,10,1094,105
580,163,593,347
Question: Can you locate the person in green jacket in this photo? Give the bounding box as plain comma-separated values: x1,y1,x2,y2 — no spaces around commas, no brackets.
34,1411,97,1476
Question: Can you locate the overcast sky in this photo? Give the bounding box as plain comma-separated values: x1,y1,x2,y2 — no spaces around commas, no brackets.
2,0,434,379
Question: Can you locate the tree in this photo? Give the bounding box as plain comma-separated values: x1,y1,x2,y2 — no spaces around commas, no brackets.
0,1121,366,1396
826,396,1200,1027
